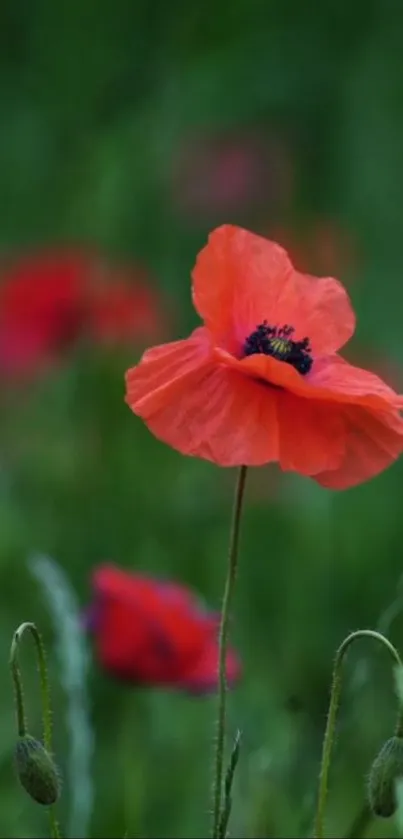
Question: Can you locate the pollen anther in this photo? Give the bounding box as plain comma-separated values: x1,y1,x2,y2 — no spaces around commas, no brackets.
243,321,313,375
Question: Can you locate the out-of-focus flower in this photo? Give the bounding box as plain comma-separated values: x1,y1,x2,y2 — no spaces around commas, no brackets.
0,250,167,378
0,252,86,377
84,564,241,694
172,131,294,219
126,224,403,490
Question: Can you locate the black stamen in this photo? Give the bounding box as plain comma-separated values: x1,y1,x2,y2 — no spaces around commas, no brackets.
243,320,313,375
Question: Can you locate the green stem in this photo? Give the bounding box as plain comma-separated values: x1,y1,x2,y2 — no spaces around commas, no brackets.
10,622,59,839
211,465,247,839
49,808,61,839
32,624,52,752
10,633,28,737
10,622,53,750
314,629,403,839
218,729,241,839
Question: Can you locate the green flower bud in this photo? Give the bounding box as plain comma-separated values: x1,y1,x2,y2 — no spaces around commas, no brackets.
14,734,60,805
368,736,403,818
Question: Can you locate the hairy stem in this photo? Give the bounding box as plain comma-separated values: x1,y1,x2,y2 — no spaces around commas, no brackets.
10,633,28,738
211,465,247,839
218,729,241,839
314,629,403,839
49,808,61,839
10,622,60,839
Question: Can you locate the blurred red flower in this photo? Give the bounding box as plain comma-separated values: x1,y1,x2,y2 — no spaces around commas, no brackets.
85,564,241,694
126,224,403,489
0,251,86,377
0,250,167,378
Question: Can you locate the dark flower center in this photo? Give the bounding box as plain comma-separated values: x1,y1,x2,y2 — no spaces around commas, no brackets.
243,322,313,375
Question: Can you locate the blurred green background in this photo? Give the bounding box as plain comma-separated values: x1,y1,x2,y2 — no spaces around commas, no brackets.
2,1,403,836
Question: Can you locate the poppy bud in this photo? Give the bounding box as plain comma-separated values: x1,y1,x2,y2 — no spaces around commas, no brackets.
368,736,403,818
14,734,60,805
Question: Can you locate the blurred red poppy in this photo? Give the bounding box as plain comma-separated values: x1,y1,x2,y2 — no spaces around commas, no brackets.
126,224,403,489
0,251,86,376
84,564,241,694
0,249,167,378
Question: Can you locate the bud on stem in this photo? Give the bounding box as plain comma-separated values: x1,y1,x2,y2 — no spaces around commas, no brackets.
314,629,403,839
15,734,60,805
368,736,403,818
9,622,61,839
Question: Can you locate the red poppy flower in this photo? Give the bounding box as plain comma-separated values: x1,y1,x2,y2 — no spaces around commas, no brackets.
85,564,241,693
0,251,86,376
0,250,167,378
125,225,403,489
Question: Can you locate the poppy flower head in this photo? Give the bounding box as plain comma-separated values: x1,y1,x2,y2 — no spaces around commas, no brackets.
85,564,241,693
191,226,356,358
180,641,240,694
125,224,403,489
0,248,169,379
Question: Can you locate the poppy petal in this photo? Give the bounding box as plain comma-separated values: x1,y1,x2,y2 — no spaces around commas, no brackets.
216,349,402,411
307,355,403,409
126,329,281,466
153,580,197,610
94,594,152,680
155,580,218,630
91,565,208,682
125,326,213,415
277,390,345,475
179,641,241,694
192,224,355,355
315,407,403,489
87,564,243,690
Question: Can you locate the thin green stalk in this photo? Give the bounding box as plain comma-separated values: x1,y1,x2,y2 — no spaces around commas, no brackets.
10,634,27,737
10,622,60,839
211,465,247,839
218,729,241,839
11,622,52,750
49,808,61,839
314,629,403,839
